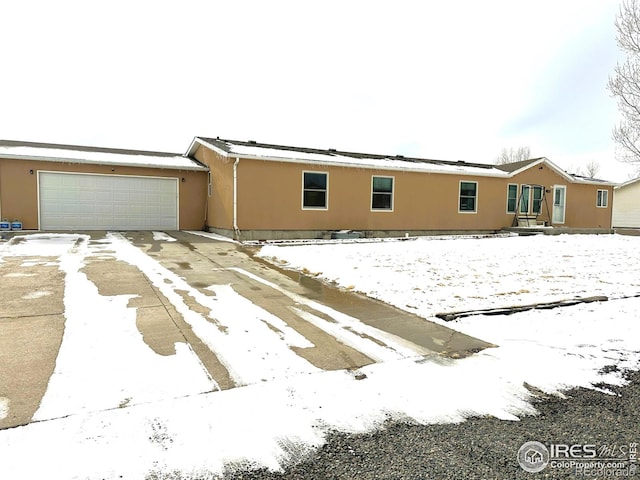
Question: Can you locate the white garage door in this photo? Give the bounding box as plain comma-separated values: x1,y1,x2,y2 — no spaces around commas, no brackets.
39,172,179,230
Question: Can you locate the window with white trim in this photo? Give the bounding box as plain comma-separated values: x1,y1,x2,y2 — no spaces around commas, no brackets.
302,171,328,209
371,176,394,211
597,189,608,208
459,181,477,212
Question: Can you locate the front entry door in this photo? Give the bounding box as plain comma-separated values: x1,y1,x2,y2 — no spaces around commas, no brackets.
552,185,566,224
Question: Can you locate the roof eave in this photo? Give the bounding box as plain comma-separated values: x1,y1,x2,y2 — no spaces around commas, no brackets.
507,157,614,185
186,137,230,158
614,176,640,189
206,151,507,177
0,153,209,171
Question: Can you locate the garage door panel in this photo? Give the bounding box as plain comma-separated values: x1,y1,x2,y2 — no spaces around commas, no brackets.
39,173,178,230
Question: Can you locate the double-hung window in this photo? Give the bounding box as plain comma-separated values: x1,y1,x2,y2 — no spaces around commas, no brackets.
459,181,477,213
302,171,328,209
597,189,608,208
371,176,394,211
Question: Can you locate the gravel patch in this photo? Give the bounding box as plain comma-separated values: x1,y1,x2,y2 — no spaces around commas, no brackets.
225,369,640,480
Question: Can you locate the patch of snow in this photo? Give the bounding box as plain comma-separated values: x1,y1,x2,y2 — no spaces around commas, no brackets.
3,272,37,278
0,145,206,171
220,142,507,177
185,230,238,243
104,233,320,386
151,231,177,242
2,233,640,479
229,267,430,359
258,234,640,320
21,290,52,300
0,234,83,260
0,397,8,420
32,235,215,421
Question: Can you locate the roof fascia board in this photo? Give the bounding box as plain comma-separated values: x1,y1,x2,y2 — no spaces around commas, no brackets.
507,158,555,177
0,153,208,171
507,157,614,185
187,137,230,158
615,176,640,189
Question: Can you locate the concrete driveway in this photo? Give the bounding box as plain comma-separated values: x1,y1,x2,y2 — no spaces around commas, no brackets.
0,231,492,430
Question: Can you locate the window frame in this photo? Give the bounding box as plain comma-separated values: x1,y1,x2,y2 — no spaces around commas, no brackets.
458,180,478,214
519,185,531,214
301,171,329,210
552,184,567,224
371,175,394,212
532,185,543,214
506,183,518,214
596,189,609,208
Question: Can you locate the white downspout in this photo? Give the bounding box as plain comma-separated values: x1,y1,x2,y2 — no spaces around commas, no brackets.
233,157,240,240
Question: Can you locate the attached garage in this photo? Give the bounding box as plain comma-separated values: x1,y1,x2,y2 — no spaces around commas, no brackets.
0,140,209,231
39,172,179,230
612,177,640,228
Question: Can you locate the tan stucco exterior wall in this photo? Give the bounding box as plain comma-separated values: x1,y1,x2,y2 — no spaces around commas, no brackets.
193,146,234,231
233,158,514,232
564,182,613,228
191,145,614,236
509,164,612,228
0,158,207,230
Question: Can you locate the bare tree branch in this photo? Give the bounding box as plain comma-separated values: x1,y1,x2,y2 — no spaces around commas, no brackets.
583,160,601,178
496,146,531,165
610,0,640,164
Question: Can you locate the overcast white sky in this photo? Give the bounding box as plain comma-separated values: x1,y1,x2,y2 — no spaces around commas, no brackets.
1,0,636,181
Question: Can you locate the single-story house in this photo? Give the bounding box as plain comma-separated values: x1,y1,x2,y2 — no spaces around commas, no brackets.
0,137,615,239
0,140,208,231
612,176,640,229
187,137,615,240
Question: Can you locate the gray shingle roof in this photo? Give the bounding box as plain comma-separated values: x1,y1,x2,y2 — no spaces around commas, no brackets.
197,137,498,170
493,158,546,173
0,139,208,171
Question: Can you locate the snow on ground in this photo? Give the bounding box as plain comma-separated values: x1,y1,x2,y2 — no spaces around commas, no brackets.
258,234,640,319
104,233,323,385
0,398,8,420
1,233,640,479
152,231,177,242
1,234,215,421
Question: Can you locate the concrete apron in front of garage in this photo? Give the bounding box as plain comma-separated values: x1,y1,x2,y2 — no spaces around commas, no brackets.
0,231,493,430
